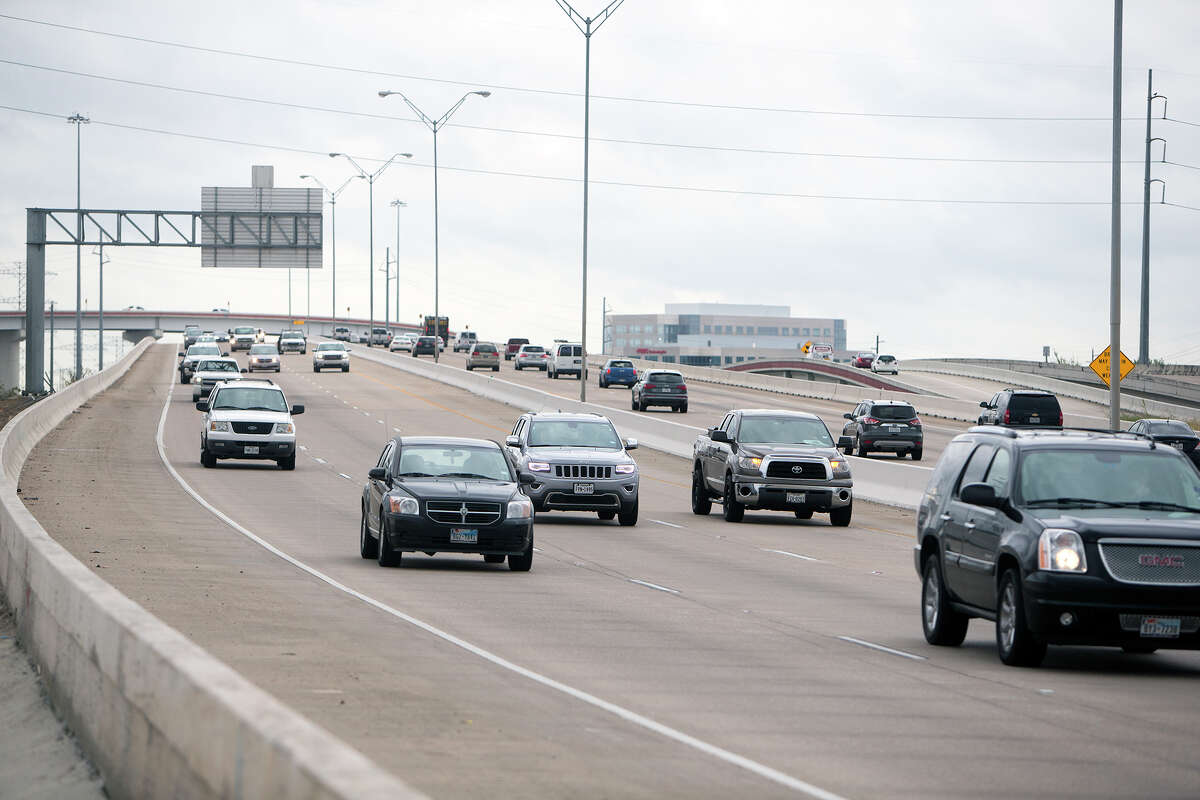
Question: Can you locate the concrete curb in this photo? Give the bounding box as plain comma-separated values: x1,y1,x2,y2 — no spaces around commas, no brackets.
350,346,927,510
0,340,422,800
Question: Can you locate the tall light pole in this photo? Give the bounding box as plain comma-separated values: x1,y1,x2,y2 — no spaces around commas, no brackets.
390,199,407,334
1108,0,1123,430
91,244,109,369
67,112,89,380
301,173,363,324
554,0,626,402
378,89,491,363
329,152,412,346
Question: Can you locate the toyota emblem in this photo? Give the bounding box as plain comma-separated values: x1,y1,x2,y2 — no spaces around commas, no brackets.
791,465,803,474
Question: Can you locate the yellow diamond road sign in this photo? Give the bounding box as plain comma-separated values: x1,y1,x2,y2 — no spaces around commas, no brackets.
1089,345,1135,387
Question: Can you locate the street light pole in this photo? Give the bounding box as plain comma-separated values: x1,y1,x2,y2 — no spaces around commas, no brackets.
68,112,89,380
301,173,363,324
555,0,626,403
1108,0,1123,431
92,244,109,369
329,152,412,346
390,199,407,335
378,89,491,364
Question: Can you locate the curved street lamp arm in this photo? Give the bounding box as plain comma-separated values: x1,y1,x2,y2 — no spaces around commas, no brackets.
371,152,414,181
333,174,365,198
300,174,330,193
555,0,626,35
331,152,369,178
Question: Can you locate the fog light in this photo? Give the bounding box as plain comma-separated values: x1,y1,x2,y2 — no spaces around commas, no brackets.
839,490,850,501
1059,612,1075,627
738,485,752,497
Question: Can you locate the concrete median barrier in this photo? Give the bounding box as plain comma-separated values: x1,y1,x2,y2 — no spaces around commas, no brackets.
0,339,422,800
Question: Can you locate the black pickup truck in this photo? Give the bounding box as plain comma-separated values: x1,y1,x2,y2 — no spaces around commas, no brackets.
691,409,855,526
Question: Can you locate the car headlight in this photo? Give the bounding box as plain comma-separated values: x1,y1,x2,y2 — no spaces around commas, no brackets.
1038,529,1088,572
274,423,294,434
388,496,419,516
506,497,533,519
528,461,551,472
614,463,637,475
828,458,851,477
208,421,230,432
738,456,763,471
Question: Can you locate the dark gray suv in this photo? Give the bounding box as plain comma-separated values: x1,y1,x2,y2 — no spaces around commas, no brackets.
841,399,923,460
506,412,640,525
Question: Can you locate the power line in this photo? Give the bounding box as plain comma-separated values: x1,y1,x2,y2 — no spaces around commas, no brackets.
1164,161,1200,171
2,103,1195,209
1164,116,1200,128
0,12,1145,123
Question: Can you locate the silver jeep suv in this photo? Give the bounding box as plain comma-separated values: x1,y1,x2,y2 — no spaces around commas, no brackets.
506,412,639,525
197,380,304,470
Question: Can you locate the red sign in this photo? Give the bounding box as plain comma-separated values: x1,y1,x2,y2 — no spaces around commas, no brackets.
636,348,667,354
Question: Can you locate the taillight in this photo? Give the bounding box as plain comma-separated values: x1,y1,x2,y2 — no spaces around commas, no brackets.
679,384,687,391
646,383,658,390
605,368,611,374
863,417,880,425
1058,410,1063,426
909,417,922,427
1003,409,1011,424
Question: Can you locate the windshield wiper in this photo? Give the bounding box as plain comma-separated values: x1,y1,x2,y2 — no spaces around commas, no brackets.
1025,497,1123,508
396,472,433,478
243,406,283,412
1107,500,1200,513
440,472,500,480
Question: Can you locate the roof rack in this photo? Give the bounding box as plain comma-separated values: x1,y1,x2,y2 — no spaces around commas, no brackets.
968,425,1156,445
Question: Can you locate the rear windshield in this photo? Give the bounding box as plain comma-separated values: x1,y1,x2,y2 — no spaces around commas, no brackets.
475,344,497,353
418,336,436,344
738,417,834,447
249,345,276,354
522,346,544,353
558,345,581,356
608,360,633,368
528,420,621,449
877,355,895,362
1009,394,1060,414
646,373,683,384
508,338,529,346
1148,421,1195,436
874,404,915,420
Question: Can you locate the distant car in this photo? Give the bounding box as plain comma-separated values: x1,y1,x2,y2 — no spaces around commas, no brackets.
412,335,439,357
466,341,501,371
370,327,392,346
389,333,415,352
504,338,530,361
853,353,876,369
871,355,899,375
278,329,307,354
453,331,478,353
514,344,549,370
599,358,637,388
215,331,230,343
1127,419,1200,467
333,327,352,342
360,436,534,570
184,326,202,348
247,343,281,373
178,343,224,384
547,342,583,379
198,380,303,471
190,358,246,402
255,328,266,343
212,308,230,313
841,399,923,459
978,389,1063,427
631,369,688,413
231,326,257,351
313,341,350,372
124,305,145,311
196,333,218,344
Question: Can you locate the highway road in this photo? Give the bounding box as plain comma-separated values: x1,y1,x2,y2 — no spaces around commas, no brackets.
19,342,1200,798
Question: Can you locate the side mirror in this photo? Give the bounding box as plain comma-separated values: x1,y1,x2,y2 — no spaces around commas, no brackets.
979,401,989,408
222,352,229,357
518,472,536,485
195,401,209,412
837,435,853,451
711,429,731,443
960,482,1003,508
368,467,387,481
239,367,248,374
624,438,638,450
505,435,520,448
291,405,305,415
843,412,854,420
178,351,185,357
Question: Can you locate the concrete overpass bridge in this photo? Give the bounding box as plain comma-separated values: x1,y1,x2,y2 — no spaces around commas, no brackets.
722,358,928,394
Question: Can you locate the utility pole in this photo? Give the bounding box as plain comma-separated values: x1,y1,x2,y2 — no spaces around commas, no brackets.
390,199,406,335
382,247,391,333
48,300,55,392
875,334,880,356
1108,0,1123,430
93,243,109,369
68,113,88,380
1138,68,1166,365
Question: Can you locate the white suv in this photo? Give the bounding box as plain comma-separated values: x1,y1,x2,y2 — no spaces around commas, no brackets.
198,380,304,470
548,342,583,379
453,331,478,352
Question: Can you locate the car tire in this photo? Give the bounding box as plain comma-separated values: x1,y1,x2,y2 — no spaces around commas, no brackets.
466,365,473,371
201,449,216,469
691,467,712,515
996,569,1046,667
722,476,744,522
360,506,378,559
483,553,506,564
855,436,870,458
921,554,969,646
377,512,401,567
509,536,533,571
598,510,616,521
192,393,200,403
793,509,813,519
515,364,522,370
680,403,688,414
618,500,639,527
343,365,350,372
278,455,296,471
276,367,281,372
181,374,191,384
551,370,558,379
911,447,924,461
829,503,852,527
313,366,320,373
493,366,499,372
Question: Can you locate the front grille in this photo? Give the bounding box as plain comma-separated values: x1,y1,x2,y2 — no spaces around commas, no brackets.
231,421,273,435
544,492,620,509
426,500,501,526
553,464,612,479
1118,614,1200,633
1099,540,1200,585
322,354,341,359
765,460,827,480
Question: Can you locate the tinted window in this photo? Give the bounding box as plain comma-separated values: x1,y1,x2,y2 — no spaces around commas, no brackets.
873,404,915,420
528,420,621,449
396,444,512,481
737,417,834,447
1147,421,1195,436
522,346,545,353
925,439,975,499
957,445,996,494
508,339,529,346
1018,449,1200,509
983,448,1012,495
188,345,221,356
475,344,497,353
608,360,633,368
646,373,683,384
1010,395,1060,414
558,345,581,357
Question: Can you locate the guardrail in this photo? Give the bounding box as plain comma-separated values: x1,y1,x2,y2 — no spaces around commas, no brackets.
0,340,421,800
352,347,930,510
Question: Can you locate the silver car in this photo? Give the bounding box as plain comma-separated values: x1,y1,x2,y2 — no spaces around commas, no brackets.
506,412,639,525
190,357,245,402
514,344,549,371
465,341,500,371
247,343,281,372
313,341,350,372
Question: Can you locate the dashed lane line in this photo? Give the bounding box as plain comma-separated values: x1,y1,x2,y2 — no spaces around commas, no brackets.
836,636,926,661
763,549,820,562
629,579,681,595
649,519,685,529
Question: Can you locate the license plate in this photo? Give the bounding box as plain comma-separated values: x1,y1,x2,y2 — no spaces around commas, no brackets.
1172,442,1185,451
449,528,478,543
1029,416,1040,423
1140,617,1181,638
574,483,594,495
244,445,259,455
786,492,807,504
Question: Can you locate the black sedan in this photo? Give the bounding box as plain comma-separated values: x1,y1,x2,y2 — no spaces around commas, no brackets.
359,436,534,570
1128,418,1200,468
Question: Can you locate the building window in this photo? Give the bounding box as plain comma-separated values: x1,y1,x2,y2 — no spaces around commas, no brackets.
757,326,778,336
703,325,711,334
663,356,676,363
824,328,832,337
724,356,733,364
735,326,744,335
802,327,810,336
735,356,744,363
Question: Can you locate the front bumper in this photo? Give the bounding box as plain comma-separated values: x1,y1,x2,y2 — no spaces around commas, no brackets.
1022,571,1200,648
383,513,532,554
248,359,280,371
733,474,853,510
205,435,295,460
232,338,255,350
314,356,348,367
525,476,638,512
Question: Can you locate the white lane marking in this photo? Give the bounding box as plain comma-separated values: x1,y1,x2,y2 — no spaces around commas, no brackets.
377,420,384,425
836,636,926,661
763,549,819,562
393,427,402,433
532,547,542,553
313,457,327,464
362,411,370,417
629,579,680,595
298,445,308,451
649,519,685,529
154,367,845,800
342,400,349,404
337,472,354,481
310,689,344,695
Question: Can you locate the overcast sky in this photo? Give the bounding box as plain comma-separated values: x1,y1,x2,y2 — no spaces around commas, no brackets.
2,1,1198,362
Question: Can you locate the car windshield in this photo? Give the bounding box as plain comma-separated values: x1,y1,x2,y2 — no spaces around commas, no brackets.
738,417,834,447
1018,449,1200,512
196,360,238,373
608,360,633,368
249,345,276,354
316,343,345,351
188,346,220,356
211,387,289,412
396,445,513,481
282,331,302,339
185,327,200,334
646,373,683,384
1147,421,1195,436
873,405,916,420
528,420,622,449
234,327,254,334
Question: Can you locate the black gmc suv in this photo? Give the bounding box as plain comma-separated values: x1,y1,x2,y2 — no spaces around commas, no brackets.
916,426,1200,666
977,389,1062,427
